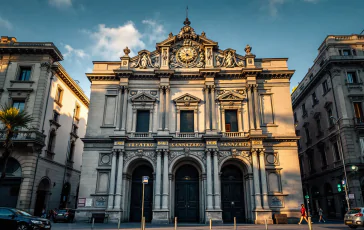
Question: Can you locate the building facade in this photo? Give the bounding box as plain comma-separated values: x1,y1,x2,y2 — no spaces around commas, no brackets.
291,34,364,218
77,18,302,224
0,36,89,215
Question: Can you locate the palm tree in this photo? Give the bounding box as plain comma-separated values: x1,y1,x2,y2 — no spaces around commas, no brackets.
0,104,32,180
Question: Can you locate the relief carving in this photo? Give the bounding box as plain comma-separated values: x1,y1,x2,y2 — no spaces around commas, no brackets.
124,151,156,165
169,151,205,163
218,150,251,164
217,50,245,68
131,51,157,69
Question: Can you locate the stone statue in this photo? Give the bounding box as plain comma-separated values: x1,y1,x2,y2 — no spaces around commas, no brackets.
196,51,205,68
215,55,221,66
162,50,168,66
140,54,148,69
225,52,234,67
245,44,252,55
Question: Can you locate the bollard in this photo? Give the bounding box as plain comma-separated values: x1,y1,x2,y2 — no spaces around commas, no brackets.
118,217,121,230
265,219,268,230
143,216,146,230
210,218,212,230
174,217,177,230
308,217,312,230
91,217,95,229
233,217,236,230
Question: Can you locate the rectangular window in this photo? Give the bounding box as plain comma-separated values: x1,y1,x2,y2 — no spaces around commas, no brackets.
103,96,116,125
302,103,307,116
225,110,238,132
319,145,327,166
294,112,298,123
12,100,25,112
327,108,334,126
53,111,60,123
354,102,364,123
312,92,318,105
322,80,329,93
316,118,322,132
180,110,194,132
55,87,63,104
342,49,350,56
136,110,150,132
75,104,81,119
260,94,274,124
308,152,315,173
347,71,358,84
360,137,364,157
304,126,311,143
17,67,31,81
333,141,341,161
309,74,313,80
352,49,357,56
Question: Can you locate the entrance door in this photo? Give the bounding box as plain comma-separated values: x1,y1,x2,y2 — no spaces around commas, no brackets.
221,165,245,223
175,165,199,222
130,165,154,222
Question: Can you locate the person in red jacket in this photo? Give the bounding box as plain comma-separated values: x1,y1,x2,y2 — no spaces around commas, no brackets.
298,204,311,224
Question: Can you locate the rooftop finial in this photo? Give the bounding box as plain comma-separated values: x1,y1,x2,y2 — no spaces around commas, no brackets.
186,5,188,19
183,6,191,26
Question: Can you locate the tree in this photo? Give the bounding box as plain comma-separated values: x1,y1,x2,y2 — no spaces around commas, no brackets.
0,104,32,180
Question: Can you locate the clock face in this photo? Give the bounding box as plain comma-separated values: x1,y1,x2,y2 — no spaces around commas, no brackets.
177,47,197,64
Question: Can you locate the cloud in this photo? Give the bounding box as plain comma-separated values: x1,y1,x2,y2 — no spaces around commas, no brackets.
266,0,320,17
63,44,88,59
88,22,146,59
48,0,72,8
142,20,166,44
0,17,12,30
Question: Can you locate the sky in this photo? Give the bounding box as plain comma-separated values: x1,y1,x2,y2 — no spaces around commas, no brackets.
0,0,363,97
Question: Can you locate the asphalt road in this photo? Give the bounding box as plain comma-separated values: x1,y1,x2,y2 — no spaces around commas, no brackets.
51,222,352,230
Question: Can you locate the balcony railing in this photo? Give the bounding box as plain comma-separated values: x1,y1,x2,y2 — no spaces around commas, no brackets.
130,132,152,138
0,130,45,144
222,132,246,138
176,132,198,138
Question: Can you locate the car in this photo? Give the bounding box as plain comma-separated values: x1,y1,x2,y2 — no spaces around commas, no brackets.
53,208,75,223
0,207,51,230
344,207,364,228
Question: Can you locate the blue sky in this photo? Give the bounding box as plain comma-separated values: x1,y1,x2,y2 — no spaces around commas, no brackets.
1,0,363,96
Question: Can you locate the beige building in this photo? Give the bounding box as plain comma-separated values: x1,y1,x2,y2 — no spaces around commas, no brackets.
77,18,302,224
291,34,364,218
0,36,89,215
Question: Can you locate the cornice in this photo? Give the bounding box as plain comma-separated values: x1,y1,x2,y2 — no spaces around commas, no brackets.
0,42,63,61
52,63,90,108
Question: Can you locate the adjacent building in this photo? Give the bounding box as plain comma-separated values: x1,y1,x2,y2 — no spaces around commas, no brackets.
77,18,303,224
0,36,89,215
291,34,364,218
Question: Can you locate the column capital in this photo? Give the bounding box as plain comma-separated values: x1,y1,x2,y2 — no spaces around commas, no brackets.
156,149,163,157
251,148,258,155
112,149,119,156
119,150,125,157
213,150,219,156
258,148,265,155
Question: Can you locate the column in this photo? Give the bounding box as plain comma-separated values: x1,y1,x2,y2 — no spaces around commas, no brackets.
211,86,217,130
176,109,180,133
158,87,164,130
251,149,262,210
238,109,243,132
259,149,269,209
205,87,210,131
213,151,221,209
165,87,170,131
242,103,249,132
107,150,117,209
115,87,122,130
149,109,153,134
121,87,128,131
114,151,124,210
131,108,137,132
206,149,213,210
248,174,254,221
154,150,162,210
253,85,261,129
221,109,226,132
247,86,255,130
194,109,198,133
162,150,169,209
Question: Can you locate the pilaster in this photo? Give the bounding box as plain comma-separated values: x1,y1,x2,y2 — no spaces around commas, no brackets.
107,150,117,210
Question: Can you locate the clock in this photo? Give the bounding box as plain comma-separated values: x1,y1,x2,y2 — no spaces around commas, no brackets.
177,46,198,64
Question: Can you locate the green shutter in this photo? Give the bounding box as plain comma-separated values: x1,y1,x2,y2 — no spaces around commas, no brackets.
180,110,194,132
136,110,150,132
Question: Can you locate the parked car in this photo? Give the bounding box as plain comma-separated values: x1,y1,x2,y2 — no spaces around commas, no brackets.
0,207,51,230
53,208,75,223
344,207,364,228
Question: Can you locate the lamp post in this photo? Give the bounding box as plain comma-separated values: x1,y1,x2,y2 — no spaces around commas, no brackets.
330,116,350,211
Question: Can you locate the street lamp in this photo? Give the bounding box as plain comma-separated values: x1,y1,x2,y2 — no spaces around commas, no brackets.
330,116,350,211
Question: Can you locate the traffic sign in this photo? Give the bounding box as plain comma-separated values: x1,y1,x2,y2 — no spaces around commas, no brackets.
349,194,355,199
342,180,346,185
142,176,149,184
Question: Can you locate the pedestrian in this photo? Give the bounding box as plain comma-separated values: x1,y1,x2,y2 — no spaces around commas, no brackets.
298,204,312,224
41,208,47,218
318,207,326,223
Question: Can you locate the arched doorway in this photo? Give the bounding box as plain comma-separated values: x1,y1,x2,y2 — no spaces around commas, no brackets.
34,178,51,216
60,182,71,209
129,164,154,222
175,164,199,222
221,164,245,223
0,157,22,208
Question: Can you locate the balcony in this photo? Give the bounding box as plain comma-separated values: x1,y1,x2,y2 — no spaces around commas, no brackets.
176,132,198,138
130,132,152,138
0,130,45,146
222,132,247,138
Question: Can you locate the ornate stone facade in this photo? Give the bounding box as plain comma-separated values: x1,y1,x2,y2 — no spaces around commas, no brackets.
77,18,302,224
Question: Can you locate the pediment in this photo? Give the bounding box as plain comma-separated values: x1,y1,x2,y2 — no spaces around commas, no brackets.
217,90,246,101
131,92,156,102
173,93,201,103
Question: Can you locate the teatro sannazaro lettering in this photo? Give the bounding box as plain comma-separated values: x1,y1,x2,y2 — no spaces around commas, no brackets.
116,141,252,148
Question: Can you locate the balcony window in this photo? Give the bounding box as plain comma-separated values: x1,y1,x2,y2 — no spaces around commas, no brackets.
225,110,238,132
312,92,318,105
47,129,56,153
302,103,307,116
74,104,80,120
316,118,322,134
68,142,75,162
136,110,150,132
17,67,31,81
12,100,25,112
55,87,63,105
53,111,60,123
333,141,341,161
294,112,298,123
180,110,194,133
319,144,327,167
360,137,364,157
327,108,334,126
322,80,329,94
342,49,350,56
354,102,364,123
308,152,315,173
347,71,358,84
304,126,311,144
